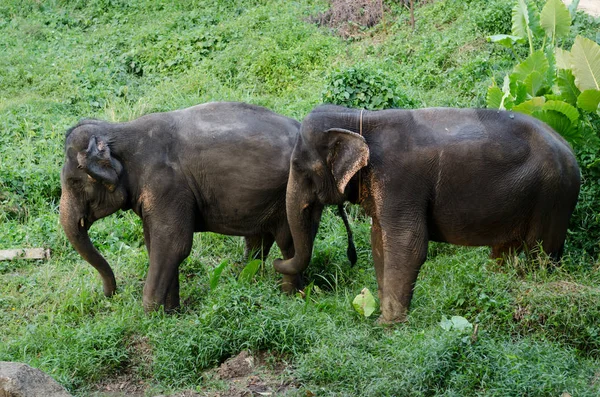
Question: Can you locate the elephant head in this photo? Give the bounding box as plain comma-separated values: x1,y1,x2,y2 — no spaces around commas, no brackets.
59,120,127,297
274,111,369,277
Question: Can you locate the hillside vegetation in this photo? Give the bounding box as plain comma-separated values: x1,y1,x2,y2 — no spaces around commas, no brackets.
1,0,599,395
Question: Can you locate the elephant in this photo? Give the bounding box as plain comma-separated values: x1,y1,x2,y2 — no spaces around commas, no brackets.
59,102,356,312
274,105,581,323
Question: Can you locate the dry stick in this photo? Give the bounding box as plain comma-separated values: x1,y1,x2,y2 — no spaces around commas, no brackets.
0,248,51,261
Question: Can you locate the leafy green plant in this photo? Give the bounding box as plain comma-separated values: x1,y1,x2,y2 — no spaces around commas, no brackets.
352,287,377,318
322,66,417,110
486,0,600,259
487,0,600,144
237,259,262,283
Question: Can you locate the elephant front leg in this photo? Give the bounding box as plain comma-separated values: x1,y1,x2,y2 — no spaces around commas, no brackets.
142,219,193,313
275,225,302,293
164,269,180,312
378,221,428,324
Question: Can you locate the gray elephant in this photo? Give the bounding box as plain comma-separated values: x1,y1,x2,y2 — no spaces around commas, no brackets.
274,105,581,323
59,102,355,312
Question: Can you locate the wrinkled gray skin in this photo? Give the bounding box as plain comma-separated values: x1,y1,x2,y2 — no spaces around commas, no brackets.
59,102,355,312
275,105,581,323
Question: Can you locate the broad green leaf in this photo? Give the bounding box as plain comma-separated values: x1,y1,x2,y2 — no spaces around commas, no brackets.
513,96,546,115
352,288,377,318
555,47,572,70
557,69,581,105
514,50,550,82
440,315,473,332
570,35,600,91
487,34,525,49
512,0,529,38
238,259,262,283
439,316,453,331
209,260,229,290
577,89,600,113
512,0,542,52
487,86,503,109
450,316,473,332
501,75,516,109
540,0,571,39
524,71,546,96
542,100,579,124
533,110,581,143
509,74,529,105
545,45,556,87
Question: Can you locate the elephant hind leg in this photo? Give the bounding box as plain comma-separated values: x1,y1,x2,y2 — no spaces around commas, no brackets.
244,233,275,261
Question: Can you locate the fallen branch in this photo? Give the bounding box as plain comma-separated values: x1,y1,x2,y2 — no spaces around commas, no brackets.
0,248,51,261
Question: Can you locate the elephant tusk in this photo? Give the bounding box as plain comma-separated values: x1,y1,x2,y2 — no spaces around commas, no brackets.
80,218,85,228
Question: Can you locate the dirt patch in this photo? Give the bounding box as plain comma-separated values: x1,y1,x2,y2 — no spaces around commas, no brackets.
309,0,385,39
563,0,600,17
90,350,295,397
91,374,147,397
207,350,296,397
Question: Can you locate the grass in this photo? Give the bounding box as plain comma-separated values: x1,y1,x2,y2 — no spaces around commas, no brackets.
1,0,600,395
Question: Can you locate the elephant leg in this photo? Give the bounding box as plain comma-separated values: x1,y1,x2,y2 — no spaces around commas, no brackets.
165,268,180,312
142,214,193,312
371,217,384,303
378,217,428,324
244,233,275,261
275,226,301,293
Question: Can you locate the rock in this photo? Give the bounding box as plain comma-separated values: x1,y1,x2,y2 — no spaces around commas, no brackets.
0,362,72,397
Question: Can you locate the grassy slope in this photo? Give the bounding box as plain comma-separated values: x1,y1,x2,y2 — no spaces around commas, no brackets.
1,0,599,395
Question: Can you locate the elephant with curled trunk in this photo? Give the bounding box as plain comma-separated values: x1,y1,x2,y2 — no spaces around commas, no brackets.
59,102,356,312
274,105,581,324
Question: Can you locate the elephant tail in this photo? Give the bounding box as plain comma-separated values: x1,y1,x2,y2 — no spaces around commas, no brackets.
338,204,357,266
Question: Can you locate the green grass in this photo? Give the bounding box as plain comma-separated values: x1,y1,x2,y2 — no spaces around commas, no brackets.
1,0,599,395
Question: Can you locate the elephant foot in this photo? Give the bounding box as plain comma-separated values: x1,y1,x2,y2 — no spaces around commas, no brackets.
280,274,302,294
376,313,407,326
379,298,408,324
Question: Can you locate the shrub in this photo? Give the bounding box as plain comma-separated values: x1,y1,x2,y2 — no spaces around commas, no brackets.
322,66,417,110
485,0,600,259
475,0,513,34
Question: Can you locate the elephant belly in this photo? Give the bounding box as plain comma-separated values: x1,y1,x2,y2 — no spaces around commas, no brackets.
194,196,283,237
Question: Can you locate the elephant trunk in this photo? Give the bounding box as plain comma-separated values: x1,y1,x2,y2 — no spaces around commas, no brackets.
273,173,322,278
59,191,116,297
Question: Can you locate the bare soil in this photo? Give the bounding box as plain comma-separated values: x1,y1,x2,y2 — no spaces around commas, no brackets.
91,351,296,397
564,0,600,17
309,0,385,39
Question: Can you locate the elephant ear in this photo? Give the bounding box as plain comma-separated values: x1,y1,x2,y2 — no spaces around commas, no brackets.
77,135,122,192
325,128,370,195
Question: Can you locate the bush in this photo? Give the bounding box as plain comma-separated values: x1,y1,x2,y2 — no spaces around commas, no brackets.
475,0,512,35
322,66,417,110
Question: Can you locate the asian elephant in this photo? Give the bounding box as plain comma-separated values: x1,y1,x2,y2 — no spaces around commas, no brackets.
274,105,581,323
59,102,356,312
